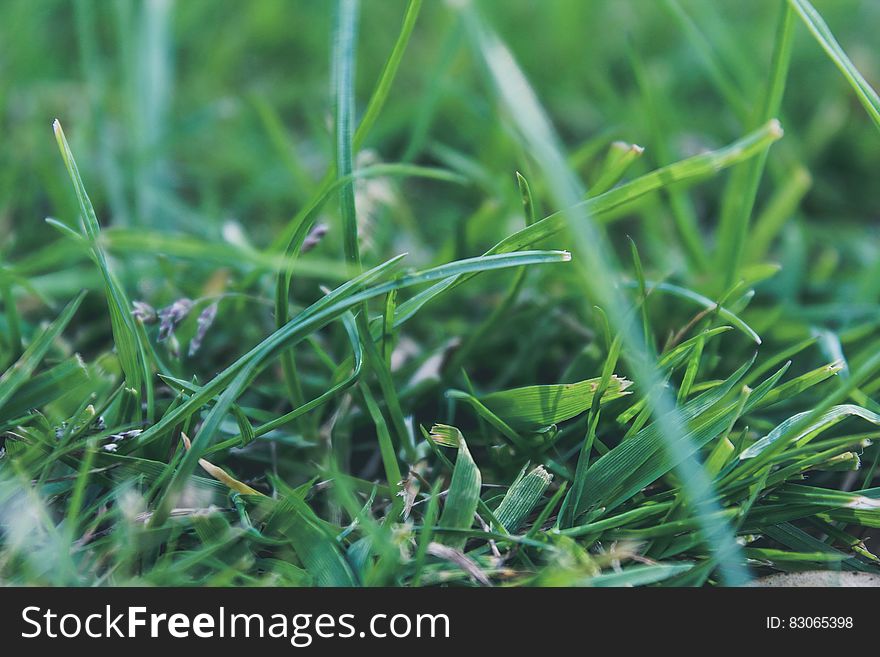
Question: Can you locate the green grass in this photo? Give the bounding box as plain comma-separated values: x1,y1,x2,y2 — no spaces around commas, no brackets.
2,0,880,586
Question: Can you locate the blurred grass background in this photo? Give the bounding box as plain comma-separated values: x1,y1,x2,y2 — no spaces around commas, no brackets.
4,0,879,340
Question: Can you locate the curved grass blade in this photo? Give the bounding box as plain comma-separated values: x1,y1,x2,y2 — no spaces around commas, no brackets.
625,279,762,345
789,0,880,131
53,121,145,405
395,120,783,328
479,375,632,432
140,250,569,451
146,250,570,525
740,404,880,460
354,0,422,150
432,425,481,550
202,310,365,456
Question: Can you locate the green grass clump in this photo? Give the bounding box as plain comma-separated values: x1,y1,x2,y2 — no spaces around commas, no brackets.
2,0,880,586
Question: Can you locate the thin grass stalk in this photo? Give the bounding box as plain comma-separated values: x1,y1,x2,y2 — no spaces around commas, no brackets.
461,4,752,585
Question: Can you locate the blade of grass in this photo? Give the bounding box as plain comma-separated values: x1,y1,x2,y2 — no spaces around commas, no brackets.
335,0,415,461
789,0,880,131
627,42,708,272
715,0,795,289
461,4,754,585
493,465,552,534
53,120,147,418
394,120,784,328
431,425,481,550
145,250,570,525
